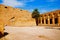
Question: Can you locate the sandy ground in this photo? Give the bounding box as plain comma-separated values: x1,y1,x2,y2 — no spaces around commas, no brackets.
0,26,60,40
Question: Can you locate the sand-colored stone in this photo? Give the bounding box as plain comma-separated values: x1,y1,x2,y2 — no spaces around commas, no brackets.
0,19,4,34
0,4,36,34
0,4,36,27
1,26,60,40
38,10,60,26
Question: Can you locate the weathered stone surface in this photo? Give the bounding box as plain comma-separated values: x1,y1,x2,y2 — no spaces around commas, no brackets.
38,10,60,26
0,4,36,27
1,26,60,40
0,19,4,34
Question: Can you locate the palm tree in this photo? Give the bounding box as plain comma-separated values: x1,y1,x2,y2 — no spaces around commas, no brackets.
32,9,40,26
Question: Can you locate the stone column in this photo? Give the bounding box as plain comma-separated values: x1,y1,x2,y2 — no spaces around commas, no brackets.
58,14,60,26
48,16,50,24
44,17,46,24
41,17,42,24
38,18,40,23
52,15,55,24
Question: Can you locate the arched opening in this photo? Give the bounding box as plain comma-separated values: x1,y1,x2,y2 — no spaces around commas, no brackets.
50,19,52,24
46,19,48,24
55,18,58,24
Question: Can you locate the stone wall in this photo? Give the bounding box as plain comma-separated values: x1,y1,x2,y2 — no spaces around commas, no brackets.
0,19,4,34
38,10,60,27
0,4,36,27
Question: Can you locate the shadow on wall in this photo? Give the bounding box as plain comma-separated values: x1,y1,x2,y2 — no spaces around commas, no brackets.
0,32,8,38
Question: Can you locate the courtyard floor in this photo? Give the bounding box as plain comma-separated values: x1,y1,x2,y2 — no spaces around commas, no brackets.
0,26,60,40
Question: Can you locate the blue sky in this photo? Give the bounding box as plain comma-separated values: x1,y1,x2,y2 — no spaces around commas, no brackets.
0,0,60,14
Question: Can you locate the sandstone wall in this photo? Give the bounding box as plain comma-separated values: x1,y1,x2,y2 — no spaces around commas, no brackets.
38,10,60,26
0,19,4,34
0,4,36,27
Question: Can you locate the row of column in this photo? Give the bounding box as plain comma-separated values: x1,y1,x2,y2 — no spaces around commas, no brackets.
38,13,60,26
39,15,55,25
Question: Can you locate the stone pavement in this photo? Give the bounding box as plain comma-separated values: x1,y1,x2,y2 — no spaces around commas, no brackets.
0,26,60,40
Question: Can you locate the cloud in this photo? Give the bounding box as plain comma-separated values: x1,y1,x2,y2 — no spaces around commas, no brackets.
1,0,34,7
19,0,34,2
40,9,48,13
29,9,34,12
2,0,25,7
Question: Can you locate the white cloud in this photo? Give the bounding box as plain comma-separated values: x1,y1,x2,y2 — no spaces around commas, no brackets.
40,9,48,14
22,0,34,2
29,9,34,12
2,0,34,7
2,0,25,7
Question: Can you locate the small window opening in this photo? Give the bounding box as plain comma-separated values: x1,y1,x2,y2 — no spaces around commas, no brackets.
5,7,7,8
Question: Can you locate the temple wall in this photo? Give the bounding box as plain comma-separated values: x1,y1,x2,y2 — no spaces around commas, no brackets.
0,19,4,35
38,10,60,27
0,4,36,27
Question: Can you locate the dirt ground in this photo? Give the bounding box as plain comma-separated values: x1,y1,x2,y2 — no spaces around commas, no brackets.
0,26,60,40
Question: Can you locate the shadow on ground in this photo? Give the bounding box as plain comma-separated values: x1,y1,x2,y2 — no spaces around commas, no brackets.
0,32,8,38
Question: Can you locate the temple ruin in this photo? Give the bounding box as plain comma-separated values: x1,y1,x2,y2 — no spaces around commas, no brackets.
0,4,36,27
38,10,60,26
0,4,60,27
